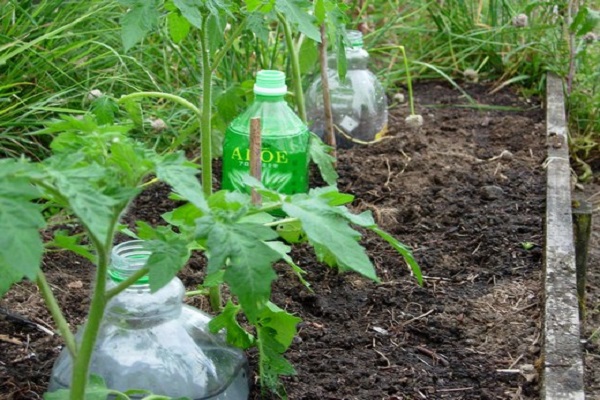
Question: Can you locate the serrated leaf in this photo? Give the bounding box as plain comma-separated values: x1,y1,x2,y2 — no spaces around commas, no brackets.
118,0,161,51
156,152,208,211
246,12,271,43
265,241,311,289
144,239,190,292
332,207,422,285
0,198,44,296
91,96,119,126
47,166,120,242
309,133,338,186
275,219,305,243
0,163,46,295
309,185,353,206
174,0,203,28
208,300,255,349
257,310,297,392
120,98,143,127
282,196,378,281
195,215,280,321
168,10,192,42
372,227,422,285
259,301,301,349
275,0,321,42
49,231,95,262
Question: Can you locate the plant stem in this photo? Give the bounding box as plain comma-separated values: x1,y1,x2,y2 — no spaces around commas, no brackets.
278,13,307,122
398,46,416,116
117,92,202,121
199,21,221,312
36,271,78,358
212,19,247,73
263,217,299,228
69,237,109,400
104,267,149,301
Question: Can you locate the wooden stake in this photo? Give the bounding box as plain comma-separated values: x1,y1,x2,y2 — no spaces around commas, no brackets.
319,23,336,159
249,117,262,205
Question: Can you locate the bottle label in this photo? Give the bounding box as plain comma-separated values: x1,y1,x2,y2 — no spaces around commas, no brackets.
222,129,309,194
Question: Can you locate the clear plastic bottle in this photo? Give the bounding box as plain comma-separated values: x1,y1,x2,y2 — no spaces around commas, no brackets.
221,70,310,194
48,240,249,400
305,30,388,149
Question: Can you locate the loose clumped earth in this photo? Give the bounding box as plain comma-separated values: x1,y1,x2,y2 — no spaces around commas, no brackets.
1,82,554,399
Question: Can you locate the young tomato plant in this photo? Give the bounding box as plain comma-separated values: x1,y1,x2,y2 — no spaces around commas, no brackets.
1,111,421,398
0,115,205,400
163,177,422,396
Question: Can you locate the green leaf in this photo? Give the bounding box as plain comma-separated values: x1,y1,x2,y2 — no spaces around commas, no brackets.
309,133,338,186
91,96,119,126
168,10,192,42
333,207,422,285
313,0,326,22
47,165,120,242
44,375,111,400
298,38,319,75
144,239,190,292
259,301,301,349
282,195,378,281
118,0,161,51
0,198,44,296
173,0,204,28
0,162,45,295
265,241,311,289
208,300,255,349
309,185,353,206
336,31,347,79
48,231,95,262
256,304,299,391
275,219,306,243
275,0,321,42
195,214,280,321
120,98,143,127
372,227,422,286
570,7,600,35
156,152,208,212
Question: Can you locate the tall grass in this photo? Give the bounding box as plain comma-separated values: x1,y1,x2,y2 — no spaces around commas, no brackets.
2,0,598,171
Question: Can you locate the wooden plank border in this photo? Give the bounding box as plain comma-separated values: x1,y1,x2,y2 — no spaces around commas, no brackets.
542,73,585,399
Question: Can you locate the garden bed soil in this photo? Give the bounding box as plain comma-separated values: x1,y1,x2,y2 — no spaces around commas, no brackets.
1,81,562,399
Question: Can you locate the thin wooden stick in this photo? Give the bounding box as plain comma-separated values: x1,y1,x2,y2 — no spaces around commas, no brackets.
249,117,262,205
318,23,336,157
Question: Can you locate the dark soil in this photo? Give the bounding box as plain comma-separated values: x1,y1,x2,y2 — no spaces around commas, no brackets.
1,82,550,400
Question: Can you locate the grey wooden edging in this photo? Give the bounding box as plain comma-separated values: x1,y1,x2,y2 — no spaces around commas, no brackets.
542,73,585,399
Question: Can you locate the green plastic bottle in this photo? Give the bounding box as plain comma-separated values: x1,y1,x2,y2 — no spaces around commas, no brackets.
221,70,310,195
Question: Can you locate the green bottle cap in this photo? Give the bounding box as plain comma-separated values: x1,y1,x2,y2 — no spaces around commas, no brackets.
254,70,287,96
347,30,363,48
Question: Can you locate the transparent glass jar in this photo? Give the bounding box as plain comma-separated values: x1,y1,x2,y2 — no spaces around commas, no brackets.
48,240,249,399
305,30,388,149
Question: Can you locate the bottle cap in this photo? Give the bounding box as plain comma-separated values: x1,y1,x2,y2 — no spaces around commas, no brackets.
254,70,287,96
347,30,363,48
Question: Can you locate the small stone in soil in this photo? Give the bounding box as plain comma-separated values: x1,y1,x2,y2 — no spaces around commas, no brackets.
480,185,505,200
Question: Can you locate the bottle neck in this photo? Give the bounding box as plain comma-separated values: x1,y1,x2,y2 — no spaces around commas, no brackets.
254,94,285,103
105,241,184,327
